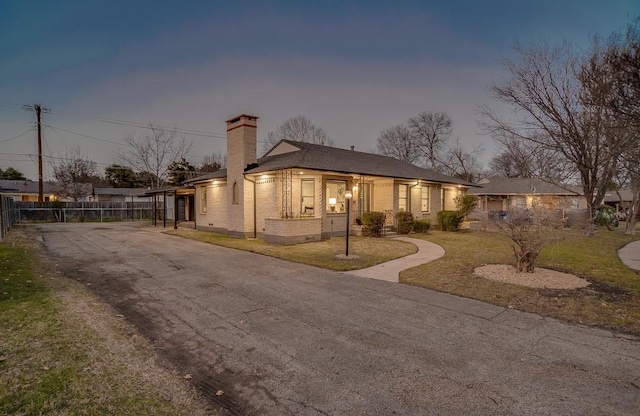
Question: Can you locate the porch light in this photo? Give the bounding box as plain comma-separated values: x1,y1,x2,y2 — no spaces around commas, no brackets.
344,190,353,256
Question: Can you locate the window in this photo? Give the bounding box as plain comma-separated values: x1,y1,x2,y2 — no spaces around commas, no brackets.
421,186,430,212
200,186,207,213
232,181,239,204
511,196,526,209
326,180,347,213
301,179,315,215
359,183,371,215
398,184,408,212
570,197,580,210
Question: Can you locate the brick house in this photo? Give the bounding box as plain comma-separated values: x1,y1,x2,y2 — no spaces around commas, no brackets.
468,177,588,226
185,114,475,244
0,179,59,201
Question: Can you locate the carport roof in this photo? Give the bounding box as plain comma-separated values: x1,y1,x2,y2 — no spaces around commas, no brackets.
142,185,195,196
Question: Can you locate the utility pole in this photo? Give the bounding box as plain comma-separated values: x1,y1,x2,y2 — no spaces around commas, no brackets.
23,104,50,202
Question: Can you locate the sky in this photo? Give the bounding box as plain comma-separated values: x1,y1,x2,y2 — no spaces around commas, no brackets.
1,0,638,181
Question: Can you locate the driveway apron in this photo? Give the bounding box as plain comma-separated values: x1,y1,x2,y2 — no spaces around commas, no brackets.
619,239,640,272
38,223,640,416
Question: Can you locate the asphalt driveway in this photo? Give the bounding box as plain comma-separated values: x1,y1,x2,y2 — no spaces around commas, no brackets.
37,222,640,415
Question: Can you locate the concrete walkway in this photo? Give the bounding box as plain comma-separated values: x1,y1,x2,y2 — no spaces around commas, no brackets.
619,239,640,272
343,236,445,282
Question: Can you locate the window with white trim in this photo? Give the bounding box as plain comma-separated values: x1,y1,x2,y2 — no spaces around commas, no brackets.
421,186,430,212
326,180,346,213
398,184,408,212
301,179,315,215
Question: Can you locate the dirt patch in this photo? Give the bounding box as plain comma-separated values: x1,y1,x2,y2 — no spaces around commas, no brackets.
474,264,590,289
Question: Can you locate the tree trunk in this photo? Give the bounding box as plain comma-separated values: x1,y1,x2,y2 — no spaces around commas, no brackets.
625,190,639,235
515,249,537,273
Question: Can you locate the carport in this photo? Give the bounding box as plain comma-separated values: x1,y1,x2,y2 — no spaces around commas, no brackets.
144,185,195,229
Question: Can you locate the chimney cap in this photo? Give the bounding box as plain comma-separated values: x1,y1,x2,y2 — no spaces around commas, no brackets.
226,114,259,124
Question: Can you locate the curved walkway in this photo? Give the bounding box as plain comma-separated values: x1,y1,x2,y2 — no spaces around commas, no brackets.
343,236,445,282
619,239,640,272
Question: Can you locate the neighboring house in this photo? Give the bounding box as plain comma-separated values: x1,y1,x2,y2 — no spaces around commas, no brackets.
185,114,476,244
604,189,639,219
91,187,151,203
468,177,587,224
0,179,59,202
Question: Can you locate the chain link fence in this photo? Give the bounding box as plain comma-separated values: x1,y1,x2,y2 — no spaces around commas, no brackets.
15,201,157,223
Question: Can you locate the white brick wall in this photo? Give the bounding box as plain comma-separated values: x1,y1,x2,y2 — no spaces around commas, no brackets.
226,115,258,237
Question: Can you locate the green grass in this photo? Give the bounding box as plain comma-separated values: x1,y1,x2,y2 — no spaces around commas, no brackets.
0,231,210,416
165,229,417,271
401,229,640,335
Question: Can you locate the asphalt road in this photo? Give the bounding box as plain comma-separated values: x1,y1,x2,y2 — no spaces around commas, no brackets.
37,222,640,415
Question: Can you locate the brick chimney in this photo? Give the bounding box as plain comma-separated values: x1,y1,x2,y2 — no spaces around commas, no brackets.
226,114,258,238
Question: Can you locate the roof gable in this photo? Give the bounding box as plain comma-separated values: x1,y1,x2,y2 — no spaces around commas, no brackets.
263,140,302,157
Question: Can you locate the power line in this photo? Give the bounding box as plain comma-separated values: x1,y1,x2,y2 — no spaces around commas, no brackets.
50,106,271,143
52,107,229,139
0,128,35,143
45,125,125,146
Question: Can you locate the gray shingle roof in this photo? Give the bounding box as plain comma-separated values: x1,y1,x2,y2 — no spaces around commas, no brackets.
242,141,476,186
184,169,227,184
0,179,58,194
603,189,636,203
468,178,581,196
93,187,149,197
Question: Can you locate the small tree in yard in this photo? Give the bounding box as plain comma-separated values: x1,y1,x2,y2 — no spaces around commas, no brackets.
455,194,478,218
494,207,555,273
362,211,386,237
396,211,414,234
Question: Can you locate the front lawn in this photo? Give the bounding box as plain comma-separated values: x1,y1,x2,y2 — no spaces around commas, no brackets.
165,229,417,271
401,229,640,335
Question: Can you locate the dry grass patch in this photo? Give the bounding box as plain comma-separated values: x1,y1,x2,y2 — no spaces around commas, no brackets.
164,229,417,271
401,229,640,335
0,228,213,416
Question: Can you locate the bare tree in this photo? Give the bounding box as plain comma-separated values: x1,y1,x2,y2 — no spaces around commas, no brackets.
262,116,333,153
606,20,640,234
606,19,640,130
615,146,640,234
438,139,484,182
376,125,420,164
494,206,559,273
52,146,100,201
490,135,573,181
119,124,192,189
480,40,634,219
408,112,452,170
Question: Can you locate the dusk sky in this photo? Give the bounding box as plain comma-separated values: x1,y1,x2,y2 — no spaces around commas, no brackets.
1,0,638,181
